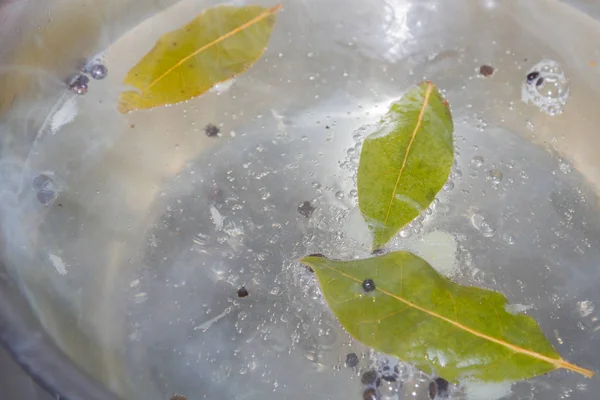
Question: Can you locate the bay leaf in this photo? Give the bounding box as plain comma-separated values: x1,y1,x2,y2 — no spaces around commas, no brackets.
118,4,281,113
357,81,454,249
300,252,594,382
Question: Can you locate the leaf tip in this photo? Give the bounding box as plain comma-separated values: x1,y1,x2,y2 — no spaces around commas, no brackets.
307,253,325,258
371,247,386,256
299,253,327,272
117,103,132,114
117,92,138,114
420,80,451,110
557,359,596,378
372,227,394,251
299,253,325,263
419,80,435,91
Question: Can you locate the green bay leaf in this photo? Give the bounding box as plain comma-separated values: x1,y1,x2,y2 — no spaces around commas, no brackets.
300,252,594,382
357,81,454,249
118,4,281,113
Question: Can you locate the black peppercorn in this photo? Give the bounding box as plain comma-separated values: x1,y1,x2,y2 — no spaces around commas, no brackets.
345,352,359,368
526,71,540,83
205,124,220,137
362,278,376,292
536,77,544,87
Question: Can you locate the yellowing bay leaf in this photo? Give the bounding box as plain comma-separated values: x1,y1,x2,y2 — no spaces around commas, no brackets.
300,252,594,382
117,4,281,113
357,81,454,249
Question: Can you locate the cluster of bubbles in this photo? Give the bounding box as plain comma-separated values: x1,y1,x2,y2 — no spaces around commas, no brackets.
355,355,457,400
470,155,505,188
339,127,368,172
521,59,570,116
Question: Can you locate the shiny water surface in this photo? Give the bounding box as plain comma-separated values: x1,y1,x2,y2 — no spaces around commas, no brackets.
2,1,600,399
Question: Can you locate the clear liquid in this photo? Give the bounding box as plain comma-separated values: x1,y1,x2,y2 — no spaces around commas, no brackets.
3,1,600,399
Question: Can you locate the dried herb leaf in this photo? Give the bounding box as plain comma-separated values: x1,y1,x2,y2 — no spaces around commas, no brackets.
118,4,281,113
357,82,453,249
300,252,594,382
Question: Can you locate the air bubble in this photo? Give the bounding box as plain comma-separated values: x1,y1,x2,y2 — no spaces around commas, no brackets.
442,180,454,192
88,63,108,80
470,213,496,237
486,169,503,184
33,174,53,191
69,75,88,95
36,190,56,205
411,220,423,235
361,370,380,386
475,115,487,131
335,191,345,199
503,233,515,245
134,292,148,303
32,174,56,205
521,59,570,116
349,189,358,198
471,155,484,169
379,379,402,397
270,286,281,296
399,228,412,238
259,187,271,200
577,300,595,318
526,120,535,131
362,388,378,400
